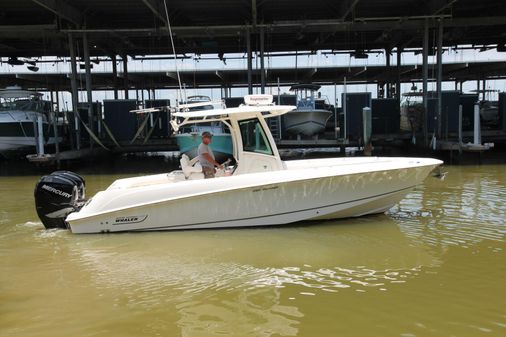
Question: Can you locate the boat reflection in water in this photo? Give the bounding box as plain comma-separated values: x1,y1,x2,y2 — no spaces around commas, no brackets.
390,165,506,247
59,214,439,336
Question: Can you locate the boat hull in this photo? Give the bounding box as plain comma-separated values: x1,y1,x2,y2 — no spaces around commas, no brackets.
284,109,331,136
0,136,37,151
66,158,441,233
0,120,57,154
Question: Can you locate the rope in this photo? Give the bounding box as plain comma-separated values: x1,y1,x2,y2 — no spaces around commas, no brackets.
101,119,121,148
129,112,151,144
142,115,160,144
162,0,183,103
71,107,109,150
79,117,109,150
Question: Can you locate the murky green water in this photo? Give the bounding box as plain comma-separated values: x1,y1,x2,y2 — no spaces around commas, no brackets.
1,162,505,337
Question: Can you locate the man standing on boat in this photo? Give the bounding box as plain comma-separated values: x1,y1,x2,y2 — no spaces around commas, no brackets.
198,131,223,178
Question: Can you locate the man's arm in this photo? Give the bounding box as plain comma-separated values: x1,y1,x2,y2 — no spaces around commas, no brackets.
202,153,223,169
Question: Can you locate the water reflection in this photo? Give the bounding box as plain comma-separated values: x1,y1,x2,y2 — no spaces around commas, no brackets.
21,215,435,336
65,216,439,294
390,165,506,247
2,164,506,336
176,288,303,337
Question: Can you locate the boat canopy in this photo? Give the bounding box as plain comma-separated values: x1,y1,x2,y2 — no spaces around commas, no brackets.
171,104,295,131
131,94,295,131
0,86,43,99
172,104,295,119
289,84,321,92
169,95,295,131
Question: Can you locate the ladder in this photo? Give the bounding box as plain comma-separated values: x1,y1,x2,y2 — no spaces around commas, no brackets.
268,117,282,140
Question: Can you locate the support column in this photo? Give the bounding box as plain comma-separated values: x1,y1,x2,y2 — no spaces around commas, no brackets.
83,33,94,144
396,48,402,103
111,55,118,100
260,26,265,94
482,79,486,100
55,90,59,112
123,55,129,99
436,18,444,139
385,48,391,98
246,27,253,94
422,18,429,146
68,33,80,150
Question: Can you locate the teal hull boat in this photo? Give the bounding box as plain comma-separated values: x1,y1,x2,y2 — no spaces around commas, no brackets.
176,132,233,162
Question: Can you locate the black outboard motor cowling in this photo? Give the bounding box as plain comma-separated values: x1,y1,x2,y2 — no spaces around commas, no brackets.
34,171,86,229
50,171,86,200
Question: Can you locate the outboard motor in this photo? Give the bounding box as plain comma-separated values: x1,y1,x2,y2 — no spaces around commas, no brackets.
34,171,86,229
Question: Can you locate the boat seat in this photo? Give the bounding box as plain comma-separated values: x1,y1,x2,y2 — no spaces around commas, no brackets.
180,154,205,180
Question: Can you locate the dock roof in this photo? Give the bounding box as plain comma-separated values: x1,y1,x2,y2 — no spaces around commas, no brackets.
2,61,505,92
1,0,506,58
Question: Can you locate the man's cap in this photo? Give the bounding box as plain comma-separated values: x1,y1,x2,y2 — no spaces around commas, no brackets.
202,131,213,138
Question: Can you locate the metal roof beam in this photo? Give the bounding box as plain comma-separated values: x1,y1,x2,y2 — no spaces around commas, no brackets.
31,0,83,26
140,0,167,25
0,24,57,38
251,0,257,26
15,74,47,82
215,70,229,84
428,0,458,15
166,72,179,81
340,0,360,20
61,15,506,37
0,43,18,51
302,68,318,80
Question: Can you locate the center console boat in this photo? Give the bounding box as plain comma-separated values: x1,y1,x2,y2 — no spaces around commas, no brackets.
34,95,442,233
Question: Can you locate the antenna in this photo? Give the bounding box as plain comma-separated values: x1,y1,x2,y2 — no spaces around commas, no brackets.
162,0,183,105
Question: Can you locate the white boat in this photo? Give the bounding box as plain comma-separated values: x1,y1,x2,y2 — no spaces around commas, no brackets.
471,89,500,126
0,86,57,155
34,94,442,234
284,84,332,136
480,100,499,126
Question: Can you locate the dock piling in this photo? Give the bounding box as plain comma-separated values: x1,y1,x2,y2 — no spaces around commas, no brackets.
474,102,481,145
37,116,44,156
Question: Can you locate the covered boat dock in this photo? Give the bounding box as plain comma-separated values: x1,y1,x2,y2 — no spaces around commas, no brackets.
1,0,506,160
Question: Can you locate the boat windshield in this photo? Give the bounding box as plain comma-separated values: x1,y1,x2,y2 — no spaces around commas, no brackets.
188,104,214,112
239,118,273,155
0,99,49,112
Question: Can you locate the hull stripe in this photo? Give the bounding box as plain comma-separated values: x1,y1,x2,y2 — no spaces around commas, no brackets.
116,185,417,232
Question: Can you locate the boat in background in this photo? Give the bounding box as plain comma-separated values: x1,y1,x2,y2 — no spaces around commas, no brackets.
34,94,443,234
400,91,424,132
284,84,332,137
480,100,499,126
175,95,233,162
0,86,58,157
